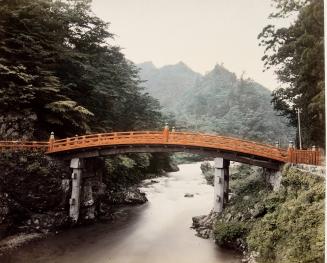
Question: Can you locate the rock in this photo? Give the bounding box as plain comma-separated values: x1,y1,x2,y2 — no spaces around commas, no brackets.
192,210,217,239
150,180,159,183
24,212,69,233
84,200,94,207
196,228,211,239
243,195,250,201
124,189,147,204
242,251,259,263
104,187,148,205
229,193,237,200
192,215,207,228
251,204,266,218
165,162,179,172
225,213,232,222
236,212,243,221
184,193,194,198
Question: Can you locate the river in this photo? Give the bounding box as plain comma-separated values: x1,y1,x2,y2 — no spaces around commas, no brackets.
1,162,241,263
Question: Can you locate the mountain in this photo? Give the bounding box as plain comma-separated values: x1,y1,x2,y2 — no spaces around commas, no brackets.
138,61,201,111
137,62,294,145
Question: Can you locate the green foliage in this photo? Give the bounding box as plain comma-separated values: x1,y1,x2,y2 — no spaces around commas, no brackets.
247,168,325,263
0,0,94,138
213,165,324,262
0,150,70,212
200,161,214,185
0,0,169,183
259,0,324,147
0,0,164,140
172,153,207,165
214,221,247,247
103,153,172,189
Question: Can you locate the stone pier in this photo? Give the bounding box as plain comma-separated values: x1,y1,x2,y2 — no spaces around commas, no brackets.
213,158,230,213
69,158,84,222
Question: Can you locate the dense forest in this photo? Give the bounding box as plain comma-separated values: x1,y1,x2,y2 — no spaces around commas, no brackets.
0,0,164,140
138,62,294,145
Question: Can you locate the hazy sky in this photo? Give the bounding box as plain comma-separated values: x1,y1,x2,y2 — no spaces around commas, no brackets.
91,0,291,90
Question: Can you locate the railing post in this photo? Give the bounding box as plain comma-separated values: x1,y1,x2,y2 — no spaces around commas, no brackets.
171,126,176,142
317,149,321,166
163,123,169,142
287,141,294,163
311,146,319,165
48,132,55,151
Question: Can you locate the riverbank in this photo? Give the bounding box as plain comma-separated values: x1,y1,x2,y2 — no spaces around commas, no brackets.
0,150,179,253
0,186,147,256
194,162,325,263
0,163,241,263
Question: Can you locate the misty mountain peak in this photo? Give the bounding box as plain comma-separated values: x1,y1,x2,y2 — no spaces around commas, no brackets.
138,61,156,70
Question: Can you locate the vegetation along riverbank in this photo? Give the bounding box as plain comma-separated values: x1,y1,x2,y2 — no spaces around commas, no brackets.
195,162,324,263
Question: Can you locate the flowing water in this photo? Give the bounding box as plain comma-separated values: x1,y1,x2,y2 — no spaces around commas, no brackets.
1,162,241,263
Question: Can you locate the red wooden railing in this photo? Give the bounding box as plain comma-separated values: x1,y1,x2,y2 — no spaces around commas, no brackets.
46,131,287,162
0,131,322,166
0,141,49,151
287,148,321,166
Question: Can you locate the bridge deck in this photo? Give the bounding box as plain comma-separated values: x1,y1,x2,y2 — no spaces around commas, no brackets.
0,131,321,166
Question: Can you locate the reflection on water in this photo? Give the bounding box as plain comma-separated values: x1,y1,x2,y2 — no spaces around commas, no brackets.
0,163,241,263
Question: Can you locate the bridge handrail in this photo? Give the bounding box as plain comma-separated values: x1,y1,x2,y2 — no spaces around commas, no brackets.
0,131,321,166
47,131,288,163
53,131,281,150
0,140,49,150
171,132,281,149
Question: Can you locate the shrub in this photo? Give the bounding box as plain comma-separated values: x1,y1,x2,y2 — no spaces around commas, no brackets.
214,221,247,247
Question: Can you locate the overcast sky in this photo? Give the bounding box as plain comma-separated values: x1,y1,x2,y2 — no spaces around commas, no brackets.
91,0,292,90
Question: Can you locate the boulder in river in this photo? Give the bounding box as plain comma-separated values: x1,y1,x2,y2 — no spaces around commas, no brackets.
104,187,148,205
184,193,194,198
191,210,217,239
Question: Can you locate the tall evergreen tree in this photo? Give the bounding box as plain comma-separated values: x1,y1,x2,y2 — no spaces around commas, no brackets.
258,0,324,147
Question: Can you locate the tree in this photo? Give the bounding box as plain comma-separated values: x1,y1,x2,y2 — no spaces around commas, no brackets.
258,0,324,147
0,0,164,139
0,0,94,139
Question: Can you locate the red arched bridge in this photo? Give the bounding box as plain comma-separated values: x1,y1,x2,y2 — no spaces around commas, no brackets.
0,130,321,169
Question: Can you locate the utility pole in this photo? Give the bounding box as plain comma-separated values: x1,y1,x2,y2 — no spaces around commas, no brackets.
296,108,302,149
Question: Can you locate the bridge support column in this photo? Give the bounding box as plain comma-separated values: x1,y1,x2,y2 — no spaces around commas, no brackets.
213,158,230,213
69,158,84,222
